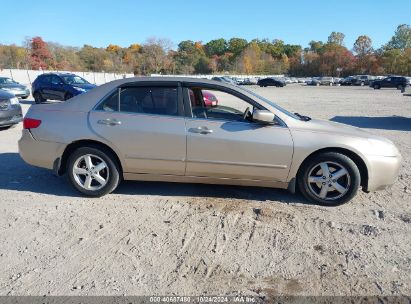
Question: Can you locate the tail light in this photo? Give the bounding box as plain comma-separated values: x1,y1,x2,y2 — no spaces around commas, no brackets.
23,118,42,129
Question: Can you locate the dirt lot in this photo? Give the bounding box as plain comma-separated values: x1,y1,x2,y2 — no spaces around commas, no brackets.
0,85,410,297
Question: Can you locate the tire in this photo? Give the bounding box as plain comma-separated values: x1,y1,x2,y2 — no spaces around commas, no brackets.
360,82,364,86
33,92,45,104
374,84,380,89
67,146,120,197
64,93,74,101
397,85,404,90
297,152,361,206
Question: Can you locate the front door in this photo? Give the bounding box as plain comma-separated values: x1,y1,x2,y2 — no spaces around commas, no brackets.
184,86,293,182
89,83,186,175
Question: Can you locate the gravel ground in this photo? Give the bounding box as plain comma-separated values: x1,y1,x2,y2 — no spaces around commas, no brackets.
0,85,410,297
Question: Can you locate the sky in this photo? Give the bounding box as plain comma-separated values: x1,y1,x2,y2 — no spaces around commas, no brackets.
1,0,410,50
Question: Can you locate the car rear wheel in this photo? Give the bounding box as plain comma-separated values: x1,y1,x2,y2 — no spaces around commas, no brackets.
374,84,380,89
297,152,360,206
397,85,404,90
67,146,120,197
33,92,46,104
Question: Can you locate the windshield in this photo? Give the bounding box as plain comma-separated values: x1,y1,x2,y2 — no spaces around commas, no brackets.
61,75,90,85
238,86,301,120
0,77,17,84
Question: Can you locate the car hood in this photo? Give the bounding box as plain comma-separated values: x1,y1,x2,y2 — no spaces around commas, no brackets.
71,83,96,90
293,118,390,141
0,89,15,99
0,83,27,89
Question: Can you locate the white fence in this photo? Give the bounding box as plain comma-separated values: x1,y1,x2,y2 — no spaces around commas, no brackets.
0,69,134,86
0,68,285,86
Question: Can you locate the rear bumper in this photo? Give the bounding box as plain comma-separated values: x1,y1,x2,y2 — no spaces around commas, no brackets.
0,105,23,126
18,129,66,170
366,154,402,192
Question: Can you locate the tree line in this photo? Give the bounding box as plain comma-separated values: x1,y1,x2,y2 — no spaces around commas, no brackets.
0,24,410,77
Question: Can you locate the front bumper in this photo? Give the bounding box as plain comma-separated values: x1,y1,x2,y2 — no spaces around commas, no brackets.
18,129,66,170
0,105,23,126
2,89,30,98
366,154,402,192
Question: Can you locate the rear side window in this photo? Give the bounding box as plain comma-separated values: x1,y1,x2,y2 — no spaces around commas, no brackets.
96,90,119,112
96,86,179,116
41,75,51,83
120,87,179,116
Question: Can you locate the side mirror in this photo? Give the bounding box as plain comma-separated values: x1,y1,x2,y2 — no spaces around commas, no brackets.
252,110,275,124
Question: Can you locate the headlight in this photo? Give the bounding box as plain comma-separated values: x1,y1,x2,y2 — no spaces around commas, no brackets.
9,97,19,105
0,99,9,110
73,87,86,92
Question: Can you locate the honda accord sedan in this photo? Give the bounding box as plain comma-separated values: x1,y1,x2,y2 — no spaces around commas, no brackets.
19,77,401,205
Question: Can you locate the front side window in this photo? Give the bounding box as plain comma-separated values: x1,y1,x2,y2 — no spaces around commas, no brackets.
62,75,89,85
188,88,254,122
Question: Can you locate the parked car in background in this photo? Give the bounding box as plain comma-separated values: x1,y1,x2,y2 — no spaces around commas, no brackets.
339,76,355,86
239,78,257,85
19,77,401,206
370,76,410,90
0,77,30,99
32,73,96,104
307,77,334,86
211,76,237,85
352,75,374,86
257,77,286,87
202,90,218,107
0,90,23,128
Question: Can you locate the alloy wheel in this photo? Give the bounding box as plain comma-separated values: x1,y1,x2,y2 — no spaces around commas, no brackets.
72,154,109,191
307,161,351,201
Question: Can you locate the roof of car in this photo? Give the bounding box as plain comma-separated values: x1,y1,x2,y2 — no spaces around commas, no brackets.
116,76,233,86
39,72,77,77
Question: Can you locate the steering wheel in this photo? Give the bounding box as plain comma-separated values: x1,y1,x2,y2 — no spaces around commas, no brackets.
243,107,250,120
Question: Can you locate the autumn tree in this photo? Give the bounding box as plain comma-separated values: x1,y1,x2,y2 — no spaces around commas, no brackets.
353,35,373,73
29,37,53,70
386,24,411,50
328,32,345,46
228,38,248,56
205,39,227,56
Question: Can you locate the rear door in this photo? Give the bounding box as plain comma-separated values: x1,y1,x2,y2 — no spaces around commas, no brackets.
49,75,66,100
88,82,187,175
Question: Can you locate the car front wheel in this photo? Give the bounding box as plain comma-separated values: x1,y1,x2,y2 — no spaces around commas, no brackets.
67,146,120,197
297,152,361,206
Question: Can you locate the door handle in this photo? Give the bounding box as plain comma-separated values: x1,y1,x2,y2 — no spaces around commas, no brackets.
188,127,213,135
97,119,122,126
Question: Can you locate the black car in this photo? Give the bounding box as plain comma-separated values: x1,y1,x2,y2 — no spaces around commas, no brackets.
339,76,355,86
370,76,410,90
0,89,23,128
257,78,286,87
32,73,96,103
352,75,375,86
0,77,30,99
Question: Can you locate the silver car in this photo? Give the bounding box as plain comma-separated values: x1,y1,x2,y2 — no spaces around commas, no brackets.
18,77,401,205
0,77,30,99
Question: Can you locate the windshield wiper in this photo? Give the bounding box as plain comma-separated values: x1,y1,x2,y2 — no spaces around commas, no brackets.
294,112,311,121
